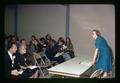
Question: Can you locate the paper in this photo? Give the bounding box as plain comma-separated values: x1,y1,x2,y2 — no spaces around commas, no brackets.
18,70,24,74
28,65,38,69
55,53,63,57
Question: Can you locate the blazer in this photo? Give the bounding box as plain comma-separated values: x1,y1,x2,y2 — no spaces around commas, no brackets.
4,52,14,78
4,51,20,78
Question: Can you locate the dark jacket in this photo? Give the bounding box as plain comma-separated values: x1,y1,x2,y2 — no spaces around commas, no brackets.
4,52,16,78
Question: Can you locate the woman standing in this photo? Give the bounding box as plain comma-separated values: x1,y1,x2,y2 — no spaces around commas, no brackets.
92,29,112,78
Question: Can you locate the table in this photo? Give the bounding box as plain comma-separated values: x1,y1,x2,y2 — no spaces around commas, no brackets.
48,56,93,78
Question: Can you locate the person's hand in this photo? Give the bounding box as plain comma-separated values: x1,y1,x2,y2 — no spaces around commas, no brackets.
92,59,96,65
11,69,19,76
18,69,24,74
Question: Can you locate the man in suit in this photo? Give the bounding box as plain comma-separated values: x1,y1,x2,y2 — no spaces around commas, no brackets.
5,41,19,78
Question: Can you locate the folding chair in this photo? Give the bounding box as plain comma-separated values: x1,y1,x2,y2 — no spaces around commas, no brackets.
90,69,113,78
40,51,58,68
33,52,46,78
90,69,103,78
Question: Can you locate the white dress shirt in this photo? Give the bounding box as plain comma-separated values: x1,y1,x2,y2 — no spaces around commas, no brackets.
8,51,16,67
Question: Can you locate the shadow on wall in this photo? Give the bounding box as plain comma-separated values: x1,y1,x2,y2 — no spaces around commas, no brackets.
109,46,115,78
109,46,114,64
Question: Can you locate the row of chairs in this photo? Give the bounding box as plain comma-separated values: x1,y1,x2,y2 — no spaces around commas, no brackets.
32,52,57,78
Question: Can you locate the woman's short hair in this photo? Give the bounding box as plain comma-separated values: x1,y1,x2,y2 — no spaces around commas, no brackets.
92,29,101,36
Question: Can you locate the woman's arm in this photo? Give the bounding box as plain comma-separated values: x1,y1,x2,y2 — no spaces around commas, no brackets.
20,65,27,69
92,48,99,65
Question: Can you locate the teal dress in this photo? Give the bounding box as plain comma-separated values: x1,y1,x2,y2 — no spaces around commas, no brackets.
95,36,112,72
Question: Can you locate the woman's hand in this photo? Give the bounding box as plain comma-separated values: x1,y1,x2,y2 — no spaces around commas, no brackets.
92,48,98,65
11,69,19,76
92,59,96,65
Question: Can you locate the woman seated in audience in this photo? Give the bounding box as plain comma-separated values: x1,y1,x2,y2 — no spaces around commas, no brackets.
20,38,29,53
38,37,48,63
32,38,47,65
15,44,38,78
20,38,27,46
39,37,46,53
54,37,71,63
20,38,36,65
28,35,36,55
45,34,52,48
45,39,57,62
65,37,75,58
33,39,41,53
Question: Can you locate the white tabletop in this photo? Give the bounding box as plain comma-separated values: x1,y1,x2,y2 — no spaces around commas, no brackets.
48,56,92,78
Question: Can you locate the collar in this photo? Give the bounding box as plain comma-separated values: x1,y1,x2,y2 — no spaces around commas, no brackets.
8,51,16,60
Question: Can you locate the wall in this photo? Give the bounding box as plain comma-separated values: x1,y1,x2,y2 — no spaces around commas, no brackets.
5,5,15,36
17,5,66,42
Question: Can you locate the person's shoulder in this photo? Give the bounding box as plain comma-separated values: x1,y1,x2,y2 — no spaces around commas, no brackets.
99,36,106,41
97,36,104,40
15,52,23,58
96,36,103,43
5,51,10,60
5,51,9,56
15,52,21,56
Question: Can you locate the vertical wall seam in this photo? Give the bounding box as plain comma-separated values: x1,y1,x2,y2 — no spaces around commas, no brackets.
66,4,70,38
14,5,17,37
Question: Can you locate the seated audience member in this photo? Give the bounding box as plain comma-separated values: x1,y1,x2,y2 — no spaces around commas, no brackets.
65,37,75,58
9,35,20,50
5,41,18,78
20,38,28,54
39,37,46,52
38,37,47,61
11,35,16,43
58,37,71,61
15,44,38,78
5,41,38,78
45,39,57,62
33,39,41,53
20,38,36,65
45,34,52,48
20,38,27,46
54,37,71,63
28,35,36,55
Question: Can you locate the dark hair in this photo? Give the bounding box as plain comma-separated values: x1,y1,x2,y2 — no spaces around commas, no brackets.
45,34,52,40
65,37,72,45
57,37,65,44
39,37,45,41
7,41,16,50
92,29,101,36
31,35,36,39
52,39,56,44
20,38,26,43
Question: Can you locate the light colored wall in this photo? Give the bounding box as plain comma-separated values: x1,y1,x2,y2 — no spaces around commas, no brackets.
69,5,115,61
17,5,66,42
5,6,15,36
